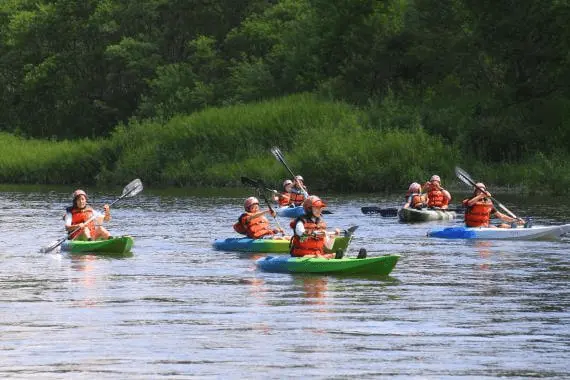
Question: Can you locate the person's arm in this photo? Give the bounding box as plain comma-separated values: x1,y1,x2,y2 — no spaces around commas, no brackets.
465,193,487,207
494,210,525,225
243,209,275,223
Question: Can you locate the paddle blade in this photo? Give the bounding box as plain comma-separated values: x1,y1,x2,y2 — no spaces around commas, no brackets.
241,176,260,188
455,166,476,188
122,179,143,198
40,237,66,253
343,225,359,237
361,206,398,217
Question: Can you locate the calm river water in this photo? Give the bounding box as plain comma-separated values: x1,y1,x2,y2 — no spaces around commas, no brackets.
1,186,569,379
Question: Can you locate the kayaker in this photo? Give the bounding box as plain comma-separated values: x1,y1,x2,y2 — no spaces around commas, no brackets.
290,195,341,259
403,182,426,209
273,179,293,207
289,175,309,206
423,175,451,210
462,183,524,228
234,197,285,239
64,189,112,240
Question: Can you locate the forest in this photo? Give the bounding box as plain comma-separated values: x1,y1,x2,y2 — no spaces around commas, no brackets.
1,0,569,193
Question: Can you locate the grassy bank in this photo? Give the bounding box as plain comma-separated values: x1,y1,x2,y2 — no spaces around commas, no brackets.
1,94,568,193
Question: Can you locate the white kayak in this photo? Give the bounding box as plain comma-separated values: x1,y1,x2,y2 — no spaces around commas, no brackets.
398,207,457,223
427,224,570,240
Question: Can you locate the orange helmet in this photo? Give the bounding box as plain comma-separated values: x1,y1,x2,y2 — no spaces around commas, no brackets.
72,189,87,200
283,179,293,188
302,195,326,212
430,175,441,182
244,196,259,211
408,182,421,193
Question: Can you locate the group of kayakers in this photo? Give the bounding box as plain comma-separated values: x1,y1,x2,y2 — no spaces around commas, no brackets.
64,171,525,259
233,175,345,259
404,175,524,228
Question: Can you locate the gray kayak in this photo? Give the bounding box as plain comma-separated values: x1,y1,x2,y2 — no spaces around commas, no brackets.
398,207,457,223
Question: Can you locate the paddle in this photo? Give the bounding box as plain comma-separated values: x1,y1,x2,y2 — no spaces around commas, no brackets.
270,146,309,197
454,166,520,219
361,206,465,217
240,176,332,214
40,179,144,253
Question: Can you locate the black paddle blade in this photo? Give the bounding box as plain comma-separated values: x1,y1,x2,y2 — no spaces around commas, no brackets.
343,225,359,237
241,176,260,188
39,237,66,253
361,207,398,217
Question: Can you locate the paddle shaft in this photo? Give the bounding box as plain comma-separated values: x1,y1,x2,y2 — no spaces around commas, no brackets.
271,147,309,197
455,167,519,219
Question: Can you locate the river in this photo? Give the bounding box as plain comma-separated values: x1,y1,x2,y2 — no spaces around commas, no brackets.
1,186,569,379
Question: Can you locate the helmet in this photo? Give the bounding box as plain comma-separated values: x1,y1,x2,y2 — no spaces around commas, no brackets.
302,195,326,212
72,189,87,200
294,175,304,182
283,179,293,188
244,196,259,211
430,175,441,182
408,182,421,193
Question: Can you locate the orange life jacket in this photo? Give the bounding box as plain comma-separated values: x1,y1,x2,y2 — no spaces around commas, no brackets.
278,192,291,207
289,188,306,206
463,198,494,227
67,206,96,239
427,189,448,208
289,216,327,257
235,212,274,239
406,193,424,209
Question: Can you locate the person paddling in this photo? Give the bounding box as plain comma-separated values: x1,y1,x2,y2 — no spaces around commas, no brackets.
273,179,293,207
403,182,426,209
423,175,451,210
290,196,341,259
289,175,309,206
462,183,524,228
234,197,285,239
64,189,112,240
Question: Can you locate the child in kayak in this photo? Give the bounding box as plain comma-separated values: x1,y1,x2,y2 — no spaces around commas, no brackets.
289,175,309,206
273,179,293,207
462,183,524,228
234,197,285,239
423,175,451,209
290,195,341,258
403,182,426,209
64,189,112,240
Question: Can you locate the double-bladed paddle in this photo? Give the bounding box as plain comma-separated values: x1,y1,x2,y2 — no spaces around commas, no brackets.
361,206,465,217
454,166,519,219
40,179,144,253
270,147,309,197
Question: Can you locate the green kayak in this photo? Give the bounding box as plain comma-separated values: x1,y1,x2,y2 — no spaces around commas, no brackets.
256,254,400,275
60,236,134,255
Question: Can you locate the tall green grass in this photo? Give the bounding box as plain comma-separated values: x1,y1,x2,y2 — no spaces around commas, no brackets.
1,94,569,193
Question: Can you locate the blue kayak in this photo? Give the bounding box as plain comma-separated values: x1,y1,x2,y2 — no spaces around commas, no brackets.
276,206,304,218
213,236,351,253
427,224,570,240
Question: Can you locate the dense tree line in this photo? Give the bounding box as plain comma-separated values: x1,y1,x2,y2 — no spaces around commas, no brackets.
1,0,569,164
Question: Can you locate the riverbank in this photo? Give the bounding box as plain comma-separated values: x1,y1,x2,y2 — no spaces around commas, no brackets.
1,94,568,194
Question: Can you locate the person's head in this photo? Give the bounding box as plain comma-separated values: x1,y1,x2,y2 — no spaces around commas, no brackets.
283,179,293,191
430,174,441,184
473,182,487,195
244,196,260,212
294,175,304,184
408,182,421,194
72,189,88,209
302,195,326,216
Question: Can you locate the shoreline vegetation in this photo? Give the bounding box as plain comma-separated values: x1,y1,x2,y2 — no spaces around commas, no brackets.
1,94,568,195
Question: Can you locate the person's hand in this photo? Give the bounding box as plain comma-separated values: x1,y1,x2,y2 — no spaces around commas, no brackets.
103,204,110,214
334,228,341,236
516,218,525,225
269,209,277,218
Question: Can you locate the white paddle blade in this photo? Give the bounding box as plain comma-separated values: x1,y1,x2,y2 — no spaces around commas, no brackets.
455,166,476,187
122,179,143,198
